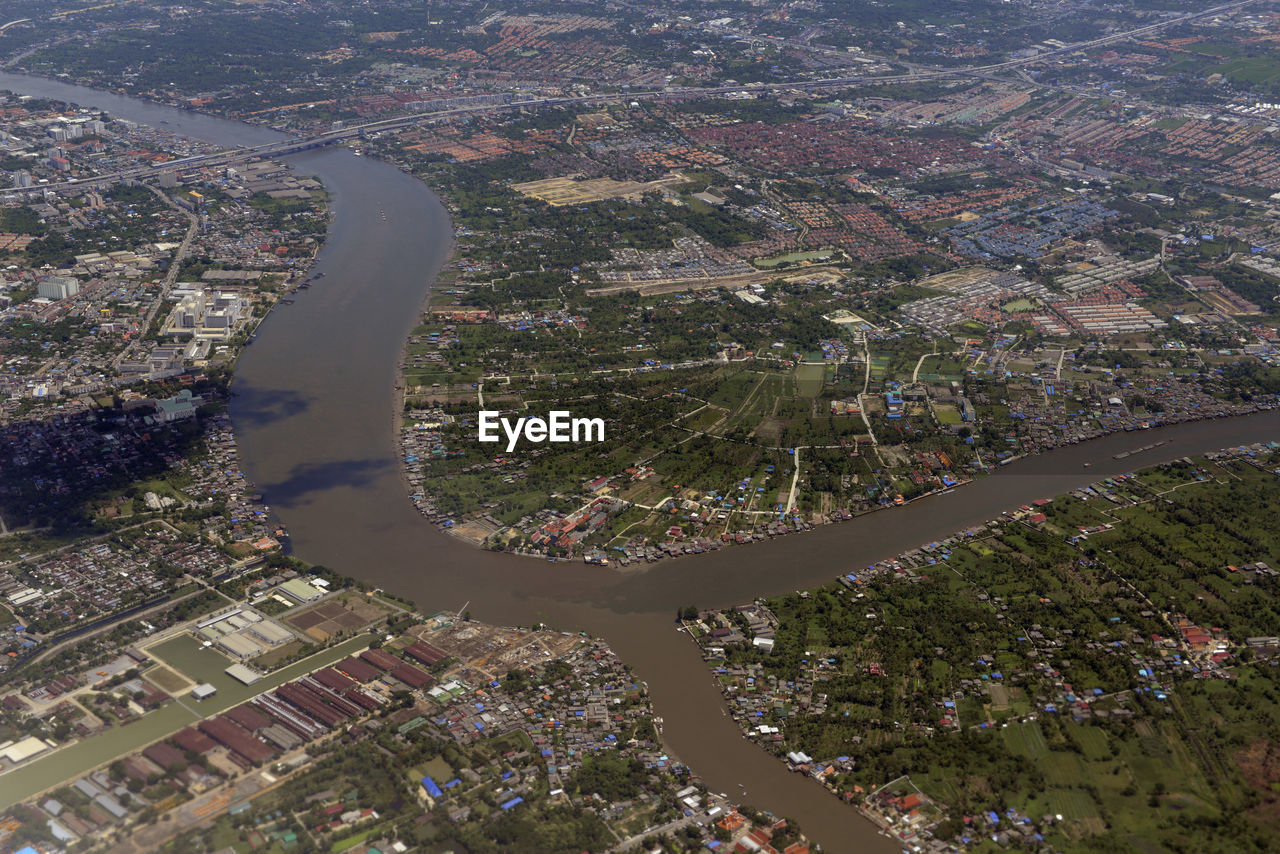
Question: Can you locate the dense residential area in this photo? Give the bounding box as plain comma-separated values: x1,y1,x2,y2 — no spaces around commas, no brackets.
1,590,787,854
1,0,1280,852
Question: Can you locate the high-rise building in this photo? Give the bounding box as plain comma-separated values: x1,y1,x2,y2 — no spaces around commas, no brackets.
172,291,208,331
37,276,80,300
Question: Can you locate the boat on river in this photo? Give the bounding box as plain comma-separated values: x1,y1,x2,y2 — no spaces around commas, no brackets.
1113,439,1168,460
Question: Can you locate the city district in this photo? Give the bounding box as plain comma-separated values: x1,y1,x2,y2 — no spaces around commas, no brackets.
2,0,1280,852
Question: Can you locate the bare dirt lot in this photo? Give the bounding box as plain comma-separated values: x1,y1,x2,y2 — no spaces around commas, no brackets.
410,620,582,683
286,594,391,641
513,172,686,206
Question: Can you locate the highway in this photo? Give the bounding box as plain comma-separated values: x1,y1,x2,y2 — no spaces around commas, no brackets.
5,0,1260,198
109,183,201,370
706,0,1259,77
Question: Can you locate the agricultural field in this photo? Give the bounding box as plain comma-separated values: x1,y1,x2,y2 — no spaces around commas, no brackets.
694,448,1280,851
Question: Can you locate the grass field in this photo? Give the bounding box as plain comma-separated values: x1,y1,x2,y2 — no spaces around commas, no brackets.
707,370,757,409
143,664,190,694
1046,788,1100,821
415,756,454,787
1071,725,1110,761
716,372,793,436
1002,720,1049,757
251,639,304,670
149,635,239,687
333,826,384,852
794,363,826,397
1043,752,1085,787
934,404,962,425
755,250,834,268
1212,56,1280,86
868,354,891,380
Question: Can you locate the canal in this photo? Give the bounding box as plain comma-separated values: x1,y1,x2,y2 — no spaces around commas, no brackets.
3,71,1279,851
0,635,373,811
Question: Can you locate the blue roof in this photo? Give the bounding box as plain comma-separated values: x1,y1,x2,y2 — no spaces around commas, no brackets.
501,796,524,810
420,777,443,798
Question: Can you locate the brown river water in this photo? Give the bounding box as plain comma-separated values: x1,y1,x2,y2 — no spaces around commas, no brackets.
4,71,1279,851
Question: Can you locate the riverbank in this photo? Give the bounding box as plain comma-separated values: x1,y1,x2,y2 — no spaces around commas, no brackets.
398,385,1276,567
392,235,458,541
378,164,1279,564
682,439,1280,852
7,70,1280,853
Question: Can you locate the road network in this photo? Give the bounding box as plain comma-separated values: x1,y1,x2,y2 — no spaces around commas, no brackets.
5,0,1258,197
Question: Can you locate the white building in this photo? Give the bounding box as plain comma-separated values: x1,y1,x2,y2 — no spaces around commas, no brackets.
190,683,217,700
166,289,247,340
37,276,79,300
170,291,207,333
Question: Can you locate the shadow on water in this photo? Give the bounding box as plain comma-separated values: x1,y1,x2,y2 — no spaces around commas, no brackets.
227,385,311,429
7,70,1280,853
259,457,393,509
0,69,896,853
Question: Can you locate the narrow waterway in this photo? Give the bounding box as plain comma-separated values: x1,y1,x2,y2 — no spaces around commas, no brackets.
5,71,1280,851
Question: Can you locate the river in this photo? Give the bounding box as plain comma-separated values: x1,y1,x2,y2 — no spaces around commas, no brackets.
4,71,1280,852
